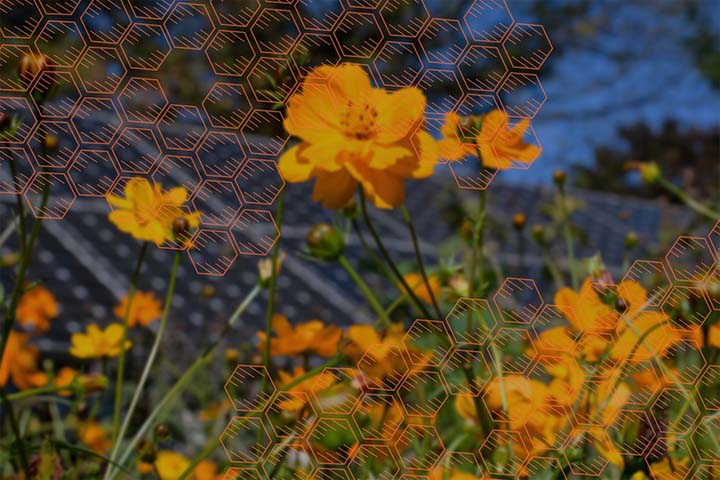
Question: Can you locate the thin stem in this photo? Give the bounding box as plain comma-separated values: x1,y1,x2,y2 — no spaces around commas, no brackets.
469,189,487,297
1,388,29,475
338,254,392,327
8,147,26,254
111,283,263,475
7,383,73,401
358,188,431,319
0,170,49,479
111,241,149,444
558,185,578,290
400,205,442,319
262,190,285,394
351,218,395,284
106,250,181,476
540,244,565,291
658,177,720,221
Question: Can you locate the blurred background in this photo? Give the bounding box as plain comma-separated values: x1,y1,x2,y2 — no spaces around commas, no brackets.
0,0,718,354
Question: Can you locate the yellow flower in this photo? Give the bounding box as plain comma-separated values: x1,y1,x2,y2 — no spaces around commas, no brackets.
402,272,441,304
70,323,131,359
0,331,41,390
17,285,58,332
429,467,488,480
278,63,439,209
107,177,200,244
150,451,190,480
439,110,541,169
140,452,219,480
79,421,110,454
257,314,342,358
113,291,162,327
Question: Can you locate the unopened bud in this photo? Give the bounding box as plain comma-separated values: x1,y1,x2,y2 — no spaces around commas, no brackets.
18,53,51,90
553,169,566,187
306,223,345,261
78,374,107,394
137,440,156,463
624,232,638,250
154,423,170,440
44,135,59,152
172,217,190,238
512,213,527,231
638,162,660,185
224,348,240,364
201,284,215,298
0,112,10,132
531,225,546,245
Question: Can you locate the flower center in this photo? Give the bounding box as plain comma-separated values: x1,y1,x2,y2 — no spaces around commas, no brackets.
339,102,377,141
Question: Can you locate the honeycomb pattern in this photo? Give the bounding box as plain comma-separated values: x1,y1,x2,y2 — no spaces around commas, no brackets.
223,219,720,478
0,0,552,276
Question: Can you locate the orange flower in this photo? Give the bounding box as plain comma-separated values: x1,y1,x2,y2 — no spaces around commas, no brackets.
0,331,41,390
278,63,439,209
79,421,110,453
402,272,441,304
439,110,540,169
113,291,162,327
257,314,342,358
17,285,58,332
107,177,200,244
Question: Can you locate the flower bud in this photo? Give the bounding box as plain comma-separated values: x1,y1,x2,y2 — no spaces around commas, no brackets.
512,213,526,231
448,275,469,298
258,250,286,287
77,374,107,394
44,134,59,152
201,284,215,298
137,440,156,463
531,225,546,245
306,223,345,261
638,162,660,185
624,232,638,250
18,53,51,90
553,169,567,187
172,217,190,238
460,218,474,239
224,348,240,364
0,112,10,132
154,423,170,440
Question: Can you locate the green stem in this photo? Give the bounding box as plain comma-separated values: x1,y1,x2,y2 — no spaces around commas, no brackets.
339,254,392,328
262,190,284,395
1,388,29,475
7,384,72,401
358,188,432,319
351,218,395,286
469,189,487,297
8,147,27,254
540,244,565,291
0,169,49,479
105,250,181,477
400,205,442,319
558,185,578,290
658,177,720,221
111,283,263,476
111,241,149,444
